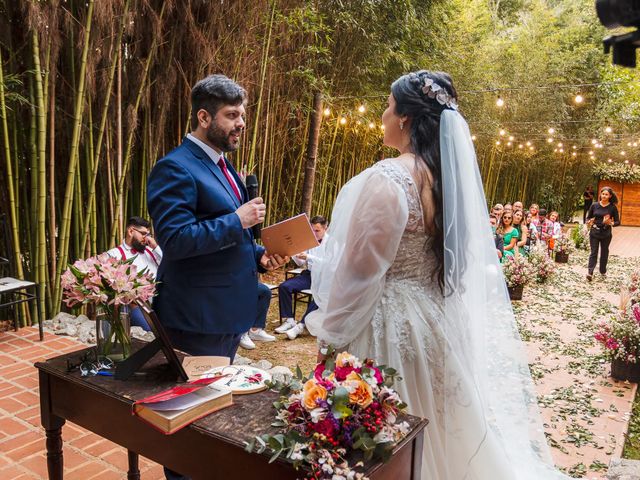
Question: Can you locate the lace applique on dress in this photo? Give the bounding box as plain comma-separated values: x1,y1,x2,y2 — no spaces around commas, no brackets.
364,160,443,363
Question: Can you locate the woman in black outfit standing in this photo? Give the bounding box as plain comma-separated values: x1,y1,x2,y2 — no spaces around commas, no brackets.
586,186,620,281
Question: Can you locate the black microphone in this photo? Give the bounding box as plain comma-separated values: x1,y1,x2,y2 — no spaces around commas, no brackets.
245,174,261,239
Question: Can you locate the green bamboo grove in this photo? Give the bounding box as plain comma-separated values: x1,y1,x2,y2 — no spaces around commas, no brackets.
0,0,635,325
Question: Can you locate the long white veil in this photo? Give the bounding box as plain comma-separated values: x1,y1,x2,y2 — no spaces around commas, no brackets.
440,109,567,478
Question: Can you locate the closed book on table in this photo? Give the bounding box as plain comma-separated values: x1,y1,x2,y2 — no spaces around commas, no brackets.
133,381,232,434
261,213,319,257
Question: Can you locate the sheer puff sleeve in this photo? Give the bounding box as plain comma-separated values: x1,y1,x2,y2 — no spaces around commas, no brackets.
305,166,409,348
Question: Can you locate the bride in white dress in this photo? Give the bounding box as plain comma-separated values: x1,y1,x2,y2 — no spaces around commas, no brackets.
305,71,569,479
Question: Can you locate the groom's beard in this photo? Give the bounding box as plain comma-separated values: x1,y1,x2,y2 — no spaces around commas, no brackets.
206,121,242,152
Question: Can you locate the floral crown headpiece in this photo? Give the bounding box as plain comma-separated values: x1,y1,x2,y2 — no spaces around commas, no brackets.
410,73,458,110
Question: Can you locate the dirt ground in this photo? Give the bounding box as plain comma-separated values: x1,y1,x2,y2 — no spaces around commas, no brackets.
239,269,317,374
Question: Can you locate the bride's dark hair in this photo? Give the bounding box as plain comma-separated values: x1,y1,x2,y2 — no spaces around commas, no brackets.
391,70,457,292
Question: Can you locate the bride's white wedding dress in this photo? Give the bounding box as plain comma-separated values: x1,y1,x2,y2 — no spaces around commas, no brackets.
306,111,570,479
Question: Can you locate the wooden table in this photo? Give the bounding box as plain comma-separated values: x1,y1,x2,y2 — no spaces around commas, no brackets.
36,345,427,479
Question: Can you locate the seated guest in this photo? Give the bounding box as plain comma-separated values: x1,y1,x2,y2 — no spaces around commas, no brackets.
513,209,529,256
525,212,538,249
106,216,162,331
490,215,504,260
492,203,504,221
529,203,540,223
548,211,562,251
503,203,513,215
274,215,328,340
497,211,517,259
239,283,276,349
533,208,554,248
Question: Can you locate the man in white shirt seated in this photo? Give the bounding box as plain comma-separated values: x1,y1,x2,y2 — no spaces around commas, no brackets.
274,215,328,340
106,216,162,331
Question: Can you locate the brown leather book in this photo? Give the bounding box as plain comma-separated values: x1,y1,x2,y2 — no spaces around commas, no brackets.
133,383,232,435
261,213,319,257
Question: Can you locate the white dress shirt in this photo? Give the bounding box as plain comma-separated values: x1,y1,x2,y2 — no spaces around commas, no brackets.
186,133,241,193
106,242,163,279
292,234,328,272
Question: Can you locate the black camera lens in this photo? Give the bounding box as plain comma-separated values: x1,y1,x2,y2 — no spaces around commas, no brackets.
597,0,640,28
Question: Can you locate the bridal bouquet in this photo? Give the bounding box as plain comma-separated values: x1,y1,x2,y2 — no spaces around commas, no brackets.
594,303,640,364
245,350,409,479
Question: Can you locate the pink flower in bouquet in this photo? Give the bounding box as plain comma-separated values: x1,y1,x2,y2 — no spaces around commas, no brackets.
606,338,620,350
633,305,640,324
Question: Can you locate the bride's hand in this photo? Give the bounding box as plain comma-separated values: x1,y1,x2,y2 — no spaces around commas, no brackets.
316,350,327,363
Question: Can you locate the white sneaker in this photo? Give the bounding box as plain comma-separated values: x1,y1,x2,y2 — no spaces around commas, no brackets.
275,318,296,334
286,322,305,340
249,328,276,342
239,332,256,350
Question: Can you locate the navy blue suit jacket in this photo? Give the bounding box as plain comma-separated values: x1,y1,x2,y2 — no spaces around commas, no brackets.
147,138,265,334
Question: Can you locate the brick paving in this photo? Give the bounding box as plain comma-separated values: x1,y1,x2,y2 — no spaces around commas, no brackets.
0,328,164,480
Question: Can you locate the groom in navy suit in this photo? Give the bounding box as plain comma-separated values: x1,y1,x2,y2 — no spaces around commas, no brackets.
148,75,287,479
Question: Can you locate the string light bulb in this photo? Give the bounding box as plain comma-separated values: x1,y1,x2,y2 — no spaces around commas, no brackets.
499,129,506,136
496,97,505,108
368,122,375,129
605,126,613,133
339,117,347,125
323,108,331,116
547,138,554,143
574,94,584,104
471,135,477,141
508,135,514,141
358,105,366,113
548,127,555,134
526,141,532,147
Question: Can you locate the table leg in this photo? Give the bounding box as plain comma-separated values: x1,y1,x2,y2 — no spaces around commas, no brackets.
127,450,140,480
45,426,64,479
39,370,66,479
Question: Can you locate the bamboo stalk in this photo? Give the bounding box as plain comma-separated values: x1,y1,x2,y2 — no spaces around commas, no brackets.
0,48,26,283
109,2,167,245
53,0,95,311
32,28,48,324
246,1,276,173
80,0,129,253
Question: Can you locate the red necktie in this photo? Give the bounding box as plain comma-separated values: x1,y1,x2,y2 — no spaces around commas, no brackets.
217,157,242,202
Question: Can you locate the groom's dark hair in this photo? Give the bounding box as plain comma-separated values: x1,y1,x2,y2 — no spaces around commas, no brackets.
190,74,247,129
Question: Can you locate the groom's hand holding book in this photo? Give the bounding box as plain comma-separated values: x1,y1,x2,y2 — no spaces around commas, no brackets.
236,196,289,270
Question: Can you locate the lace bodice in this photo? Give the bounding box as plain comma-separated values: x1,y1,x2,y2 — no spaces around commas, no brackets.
372,160,438,284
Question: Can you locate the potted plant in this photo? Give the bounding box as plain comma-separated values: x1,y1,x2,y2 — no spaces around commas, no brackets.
553,234,574,263
527,244,556,283
61,254,156,360
594,303,640,382
569,225,589,251
621,270,640,308
502,255,534,301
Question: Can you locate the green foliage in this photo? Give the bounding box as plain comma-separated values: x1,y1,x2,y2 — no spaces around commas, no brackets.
593,163,640,183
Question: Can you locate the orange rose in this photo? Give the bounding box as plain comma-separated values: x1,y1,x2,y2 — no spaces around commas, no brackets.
345,371,373,408
302,379,328,410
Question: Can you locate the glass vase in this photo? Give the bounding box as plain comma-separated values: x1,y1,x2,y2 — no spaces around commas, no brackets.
96,304,132,361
